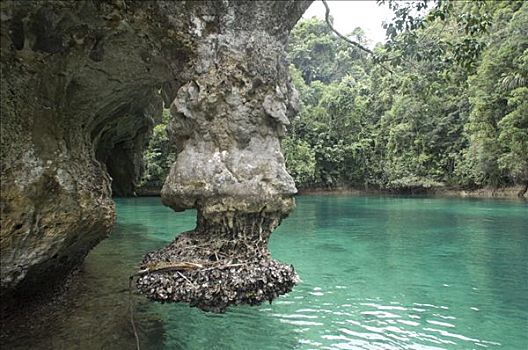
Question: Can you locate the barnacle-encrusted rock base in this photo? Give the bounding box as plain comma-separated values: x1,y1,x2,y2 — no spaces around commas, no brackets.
137,211,298,312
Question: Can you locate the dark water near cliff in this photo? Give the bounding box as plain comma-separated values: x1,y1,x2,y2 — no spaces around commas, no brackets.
4,196,528,349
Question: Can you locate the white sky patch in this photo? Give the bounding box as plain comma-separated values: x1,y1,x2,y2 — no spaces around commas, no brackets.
302,0,393,48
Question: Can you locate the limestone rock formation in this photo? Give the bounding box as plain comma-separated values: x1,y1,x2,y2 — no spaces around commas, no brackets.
0,0,310,308
136,1,311,311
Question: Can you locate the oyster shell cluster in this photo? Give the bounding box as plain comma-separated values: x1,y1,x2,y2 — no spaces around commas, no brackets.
136,213,299,313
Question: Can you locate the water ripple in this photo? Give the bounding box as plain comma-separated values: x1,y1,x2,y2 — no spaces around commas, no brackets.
4,196,526,350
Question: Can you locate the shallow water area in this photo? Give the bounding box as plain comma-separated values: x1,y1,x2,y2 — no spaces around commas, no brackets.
2,195,527,349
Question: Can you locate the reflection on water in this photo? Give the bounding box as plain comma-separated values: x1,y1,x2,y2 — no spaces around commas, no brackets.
2,196,527,349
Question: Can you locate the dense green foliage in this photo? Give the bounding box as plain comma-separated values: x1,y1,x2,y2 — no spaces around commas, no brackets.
141,1,527,195
140,109,176,189
283,1,527,193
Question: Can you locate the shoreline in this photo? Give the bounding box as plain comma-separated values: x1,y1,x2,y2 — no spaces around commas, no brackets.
297,186,527,200
136,186,526,200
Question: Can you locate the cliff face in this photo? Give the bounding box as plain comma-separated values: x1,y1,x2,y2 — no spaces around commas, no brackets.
0,0,310,303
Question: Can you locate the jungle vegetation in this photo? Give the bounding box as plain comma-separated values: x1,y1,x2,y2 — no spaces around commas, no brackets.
142,0,527,195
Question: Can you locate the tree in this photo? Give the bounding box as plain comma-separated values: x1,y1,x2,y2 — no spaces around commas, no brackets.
140,109,177,189
282,1,526,195
463,2,527,188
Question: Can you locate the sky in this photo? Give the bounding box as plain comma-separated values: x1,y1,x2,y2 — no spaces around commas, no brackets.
302,1,394,48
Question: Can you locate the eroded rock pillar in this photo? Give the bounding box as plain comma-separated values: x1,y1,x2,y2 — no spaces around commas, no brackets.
137,1,311,312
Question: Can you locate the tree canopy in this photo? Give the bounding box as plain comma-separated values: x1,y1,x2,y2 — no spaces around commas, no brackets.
282,0,527,194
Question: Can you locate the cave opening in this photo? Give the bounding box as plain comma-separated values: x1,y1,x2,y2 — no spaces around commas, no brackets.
91,94,166,198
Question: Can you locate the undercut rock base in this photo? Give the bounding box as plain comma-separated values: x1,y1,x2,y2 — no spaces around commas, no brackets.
135,213,298,313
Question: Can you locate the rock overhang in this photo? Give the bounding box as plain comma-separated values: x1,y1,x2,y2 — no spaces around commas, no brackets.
0,0,312,309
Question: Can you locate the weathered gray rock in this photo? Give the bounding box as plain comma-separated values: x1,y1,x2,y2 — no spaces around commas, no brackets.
1,0,185,300
0,0,310,306
161,1,307,217
140,1,311,310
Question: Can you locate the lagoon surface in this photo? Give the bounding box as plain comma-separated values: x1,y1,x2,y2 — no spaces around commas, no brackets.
5,195,527,349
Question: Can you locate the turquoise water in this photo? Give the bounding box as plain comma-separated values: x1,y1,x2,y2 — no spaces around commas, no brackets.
5,196,527,349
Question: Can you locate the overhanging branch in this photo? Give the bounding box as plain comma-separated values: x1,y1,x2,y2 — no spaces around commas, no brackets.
321,0,394,74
